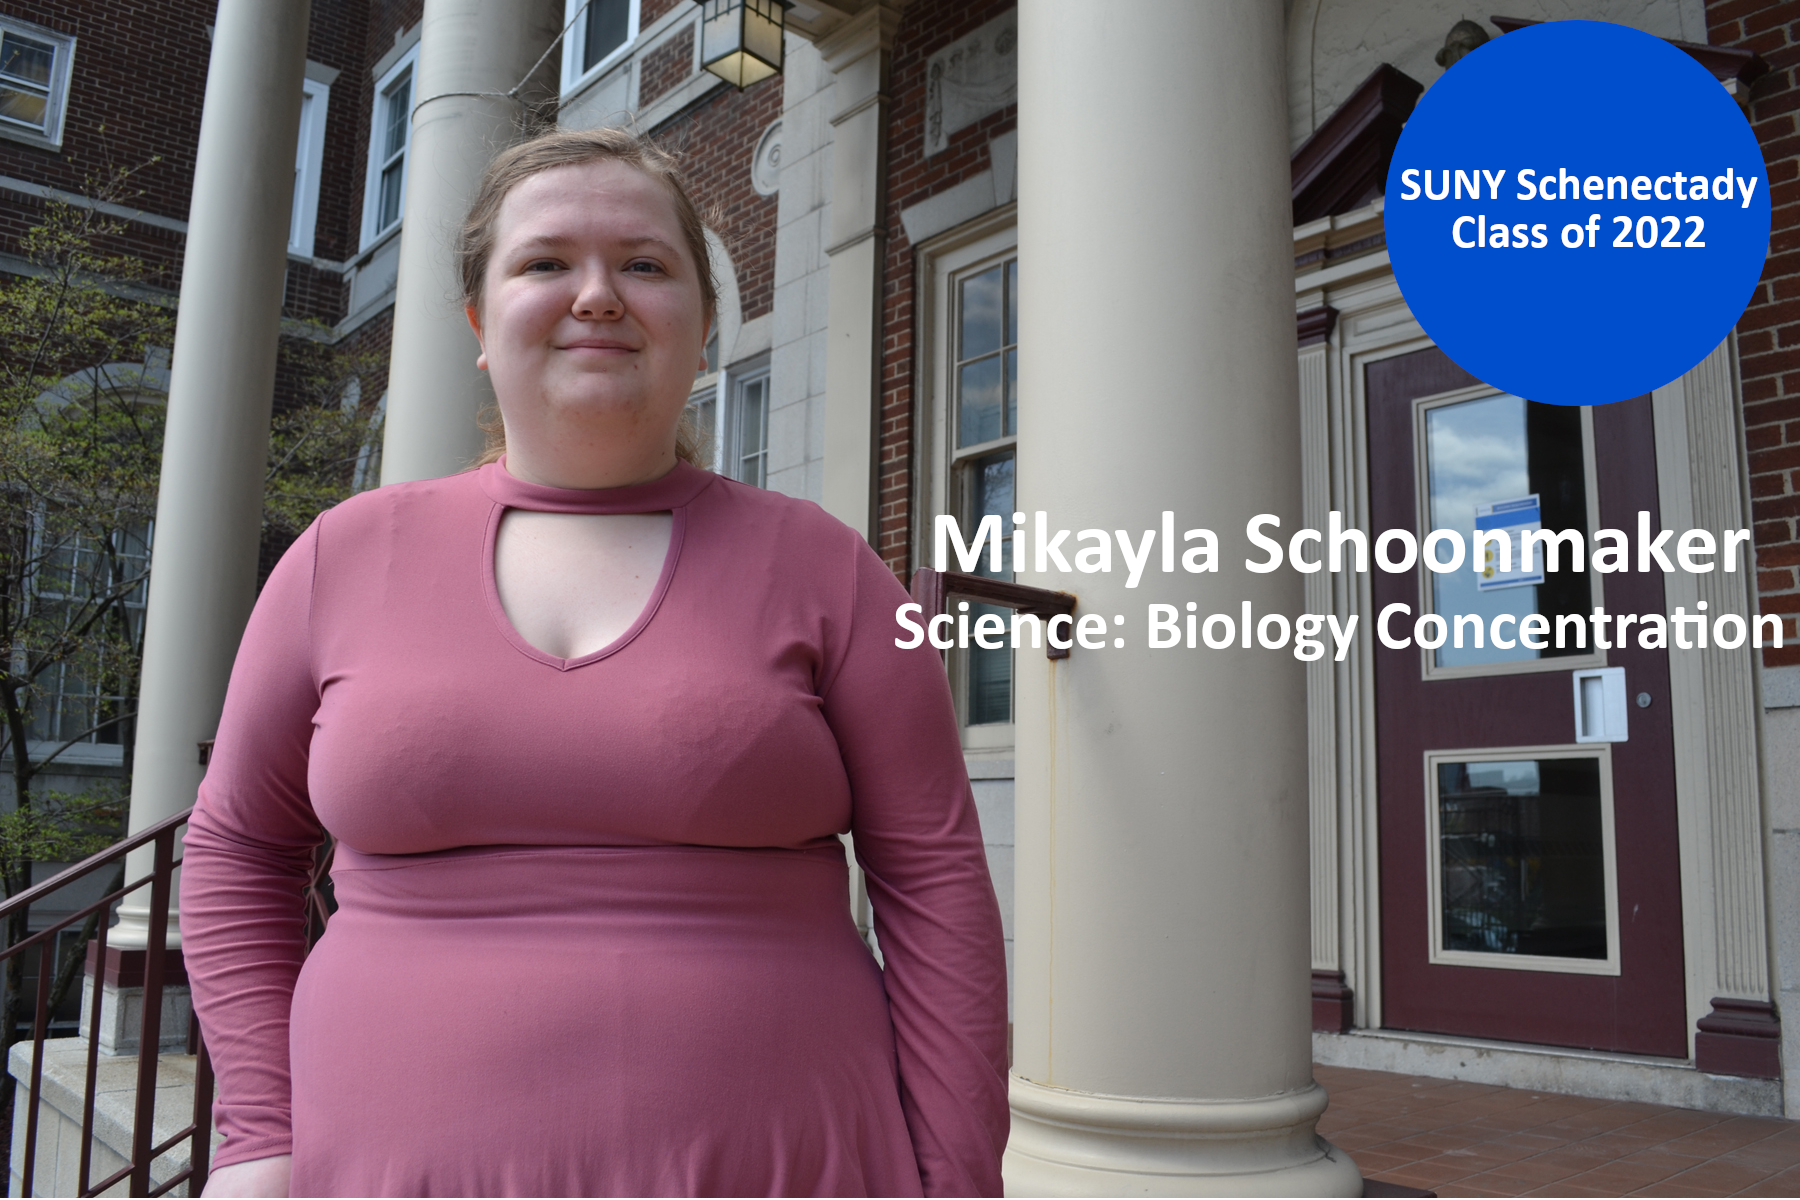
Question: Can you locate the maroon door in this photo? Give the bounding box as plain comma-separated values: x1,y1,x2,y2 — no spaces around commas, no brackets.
1368,347,1687,1057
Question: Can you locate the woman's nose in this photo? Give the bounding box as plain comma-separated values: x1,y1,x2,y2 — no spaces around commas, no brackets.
572,269,623,320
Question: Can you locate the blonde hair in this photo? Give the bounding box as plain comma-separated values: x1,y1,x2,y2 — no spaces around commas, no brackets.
459,127,716,469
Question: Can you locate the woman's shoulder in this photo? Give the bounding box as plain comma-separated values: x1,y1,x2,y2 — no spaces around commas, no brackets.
313,472,486,534
694,474,868,560
302,472,489,575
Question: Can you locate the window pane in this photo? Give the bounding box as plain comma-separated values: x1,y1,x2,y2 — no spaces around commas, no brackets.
737,377,767,488
687,395,715,470
1425,394,1591,668
0,83,46,128
965,451,1013,726
1004,258,1017,347
959,266,1003,361
383,73,411,161
378,162,405,231
585,0,633,71
957,355,1003,448
0,33,53,86
1004,347,1017,438
1438,757,1606,959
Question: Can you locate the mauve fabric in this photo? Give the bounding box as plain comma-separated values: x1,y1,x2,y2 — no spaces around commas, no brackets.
178,460,1009,1197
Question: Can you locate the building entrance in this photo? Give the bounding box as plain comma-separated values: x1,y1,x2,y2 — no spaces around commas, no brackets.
1366,346,1688,1057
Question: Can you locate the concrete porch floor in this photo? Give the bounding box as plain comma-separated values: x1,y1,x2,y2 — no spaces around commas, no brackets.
1317,1063,1800,1196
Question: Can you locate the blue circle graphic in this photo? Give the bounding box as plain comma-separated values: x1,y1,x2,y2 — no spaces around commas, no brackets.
1385,21,1770,406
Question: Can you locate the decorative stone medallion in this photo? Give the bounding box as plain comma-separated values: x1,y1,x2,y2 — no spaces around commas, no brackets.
752,119,782,197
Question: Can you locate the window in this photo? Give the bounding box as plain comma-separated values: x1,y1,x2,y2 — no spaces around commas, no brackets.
729,369,770,487
562,0,640,95
362,45,418,248
1425,746,1620,976
920,217,1017,745
290,77,330,258
687,361,770,486
23,515,151,752
1415,388,1605,678
0,18,74,151
954,257,1017,728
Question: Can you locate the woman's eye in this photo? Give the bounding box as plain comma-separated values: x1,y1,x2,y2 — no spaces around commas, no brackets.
523,260,562,273
627,261,665,275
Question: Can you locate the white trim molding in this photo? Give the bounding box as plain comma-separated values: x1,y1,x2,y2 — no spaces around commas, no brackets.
1653,338,1777,1066
290,76,330,258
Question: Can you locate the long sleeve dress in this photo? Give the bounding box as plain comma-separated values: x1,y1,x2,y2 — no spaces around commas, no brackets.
176,459,1010,1198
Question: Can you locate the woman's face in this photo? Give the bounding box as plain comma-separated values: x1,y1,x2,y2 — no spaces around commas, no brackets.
467,159,710,487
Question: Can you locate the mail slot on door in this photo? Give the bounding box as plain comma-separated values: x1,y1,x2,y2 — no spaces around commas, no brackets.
1572,666,1629,743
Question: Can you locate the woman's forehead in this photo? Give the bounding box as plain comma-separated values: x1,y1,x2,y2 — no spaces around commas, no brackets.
494,160,686,250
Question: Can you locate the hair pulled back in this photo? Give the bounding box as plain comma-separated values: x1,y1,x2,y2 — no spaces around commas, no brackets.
459,127,717,469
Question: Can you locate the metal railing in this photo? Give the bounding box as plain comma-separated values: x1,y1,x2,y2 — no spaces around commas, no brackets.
909,567,1078,660
2,808,208,1198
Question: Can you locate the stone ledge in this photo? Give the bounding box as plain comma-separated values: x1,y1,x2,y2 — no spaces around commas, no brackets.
7,1037,218,1197
1315,1028,1783,1117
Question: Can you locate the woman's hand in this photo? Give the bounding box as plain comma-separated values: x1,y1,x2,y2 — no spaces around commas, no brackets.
202,1153,292,1197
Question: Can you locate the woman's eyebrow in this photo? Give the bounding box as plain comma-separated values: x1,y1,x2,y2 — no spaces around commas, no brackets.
507,233,683,258
615,235,683,258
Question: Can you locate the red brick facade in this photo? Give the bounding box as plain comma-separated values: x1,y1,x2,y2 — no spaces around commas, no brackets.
651,75,782,325
1708,0,1800,666
642,0,688,30
875,0,1018,577
640,25,695,109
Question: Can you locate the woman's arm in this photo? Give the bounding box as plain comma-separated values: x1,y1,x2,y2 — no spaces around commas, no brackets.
179,520,327,1176
818,539,1010,1198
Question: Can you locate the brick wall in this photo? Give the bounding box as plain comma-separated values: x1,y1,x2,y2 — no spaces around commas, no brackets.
651,74,782,325
306,0,374,267
875,0,1017,577
0,0,208,225
1708,0,1800,666
641,0,687,28
640,25,695,109
349,0,426,257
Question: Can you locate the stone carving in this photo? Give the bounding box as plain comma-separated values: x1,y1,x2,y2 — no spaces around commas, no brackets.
925,11,1017,157
752,118,782,196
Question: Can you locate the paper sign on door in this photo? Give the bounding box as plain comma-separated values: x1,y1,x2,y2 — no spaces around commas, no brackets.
1475,494,1544,591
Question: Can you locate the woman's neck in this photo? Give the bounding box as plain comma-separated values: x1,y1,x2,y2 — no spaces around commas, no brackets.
502,440,679,491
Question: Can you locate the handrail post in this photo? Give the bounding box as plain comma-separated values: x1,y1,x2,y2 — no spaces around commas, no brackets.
128,828,174,1196
79,917,110,1196
20,926,54,1196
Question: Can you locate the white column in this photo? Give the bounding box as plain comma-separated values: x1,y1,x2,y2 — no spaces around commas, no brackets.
816,4,905,540
115,0,312,950
1007,3,1362,1194
380,0,562,485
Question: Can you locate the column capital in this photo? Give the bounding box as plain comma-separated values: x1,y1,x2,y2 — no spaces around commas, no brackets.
814,2,907,80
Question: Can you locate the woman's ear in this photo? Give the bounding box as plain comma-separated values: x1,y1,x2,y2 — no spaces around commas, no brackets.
465,304,488,371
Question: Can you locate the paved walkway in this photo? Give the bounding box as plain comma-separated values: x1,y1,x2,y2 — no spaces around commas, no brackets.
1316,1064,1800,1196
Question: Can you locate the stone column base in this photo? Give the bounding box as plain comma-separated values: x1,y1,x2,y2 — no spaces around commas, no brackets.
1003,1074,1364,1197
79,944,190,1056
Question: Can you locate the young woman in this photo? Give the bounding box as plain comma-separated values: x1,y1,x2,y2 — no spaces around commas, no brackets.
181,128,1009,1198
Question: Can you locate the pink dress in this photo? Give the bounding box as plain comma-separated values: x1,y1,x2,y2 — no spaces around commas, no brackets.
177,460,1009,1197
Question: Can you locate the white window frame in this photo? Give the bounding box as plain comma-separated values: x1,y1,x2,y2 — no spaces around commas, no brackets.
722,360,771,487
561,0,641,99
914,210,1018,750
290,77,330,258
1424,744,1622,977
360,43,419,251
0,16,75,152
